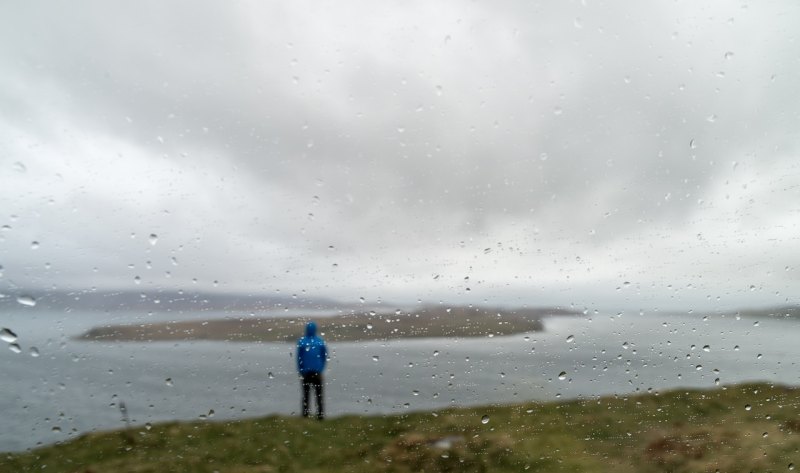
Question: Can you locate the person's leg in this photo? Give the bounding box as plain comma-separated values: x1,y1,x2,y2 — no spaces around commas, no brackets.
301,374,311,417
314,372,324,420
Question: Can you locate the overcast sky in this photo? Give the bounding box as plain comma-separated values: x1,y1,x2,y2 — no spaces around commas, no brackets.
1,1,798,311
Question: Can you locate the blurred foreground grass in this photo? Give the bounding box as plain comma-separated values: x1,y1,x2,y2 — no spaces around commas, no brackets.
3,383,799,472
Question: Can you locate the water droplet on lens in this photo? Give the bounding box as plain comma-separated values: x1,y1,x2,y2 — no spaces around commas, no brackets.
433,350,439,357
134,276,141,285
566,335,574,343
165,378,173,386
0,328,18,343
558,371,567,380
372,355,379,362
8,343,21,354
745,404,751,411
29,346,40,357
268,372,274,379
703,345,710,352
148,234,158,245
13,162,27,172
30,241,39,249
481,415,490,424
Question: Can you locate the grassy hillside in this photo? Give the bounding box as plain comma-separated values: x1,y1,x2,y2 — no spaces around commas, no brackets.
3,383,799,472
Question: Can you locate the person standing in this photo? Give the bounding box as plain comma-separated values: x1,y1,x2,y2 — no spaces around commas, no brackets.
296,321,327,419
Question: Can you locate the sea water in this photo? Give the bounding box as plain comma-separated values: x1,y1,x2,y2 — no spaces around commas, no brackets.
1,308,798,451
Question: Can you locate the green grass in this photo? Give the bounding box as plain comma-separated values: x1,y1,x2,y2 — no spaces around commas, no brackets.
3,383,800,472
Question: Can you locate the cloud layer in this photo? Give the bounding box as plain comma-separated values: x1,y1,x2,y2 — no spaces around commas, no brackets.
1,1,799,310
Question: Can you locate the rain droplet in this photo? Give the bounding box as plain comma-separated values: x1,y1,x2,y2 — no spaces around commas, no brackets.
372,355,379,362
171,257,178,266
148,234,158,245
573,17,583,28
695,365,702,371
558,371,567,380
29,346,40,357
30,241,40,250
51,426,61,433
16,295,36,307
703,345,710,352
553,106,563,116
267,372,274,379
13,162,27,172
134,276,141,285
0,328,18,343
744,404,752,411
433,350,439,357
8,343,21,354
566,335,574,343
706,114,717,123
366,324,373,330
689,139,696,149
724,51,734,60
622,342,629,350
481,415,490,424
165,378,173,387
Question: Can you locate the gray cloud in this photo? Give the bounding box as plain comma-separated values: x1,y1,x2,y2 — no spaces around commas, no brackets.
1,1,799,310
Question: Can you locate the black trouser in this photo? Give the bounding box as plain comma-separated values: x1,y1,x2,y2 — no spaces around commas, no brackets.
301,372,324,419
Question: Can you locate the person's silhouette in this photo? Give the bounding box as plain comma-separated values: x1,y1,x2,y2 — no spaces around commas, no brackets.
296,321,327,419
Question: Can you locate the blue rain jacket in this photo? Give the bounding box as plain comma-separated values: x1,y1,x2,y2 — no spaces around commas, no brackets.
296,322,327,375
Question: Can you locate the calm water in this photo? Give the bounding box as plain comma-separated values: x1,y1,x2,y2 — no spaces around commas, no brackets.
1,308,798,452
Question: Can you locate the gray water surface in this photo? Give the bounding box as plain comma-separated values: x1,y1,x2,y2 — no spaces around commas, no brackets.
1,309,797,452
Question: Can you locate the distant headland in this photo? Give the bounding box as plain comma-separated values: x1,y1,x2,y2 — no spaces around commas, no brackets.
76,306,581,342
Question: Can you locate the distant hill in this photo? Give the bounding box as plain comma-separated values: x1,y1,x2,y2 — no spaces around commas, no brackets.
735,305,800,319
77,306,580,342
0,289,343,312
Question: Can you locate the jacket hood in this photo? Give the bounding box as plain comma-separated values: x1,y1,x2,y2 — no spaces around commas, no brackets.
305,321,317,337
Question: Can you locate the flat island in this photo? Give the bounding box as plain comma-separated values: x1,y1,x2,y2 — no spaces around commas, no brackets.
77,306,580,342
